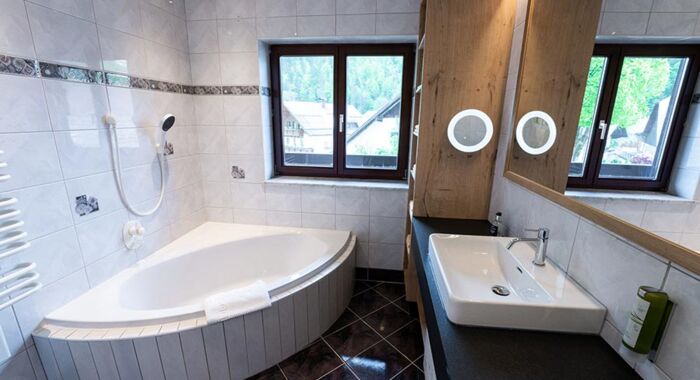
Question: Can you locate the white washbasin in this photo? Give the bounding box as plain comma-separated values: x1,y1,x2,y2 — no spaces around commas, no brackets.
428,234,605,333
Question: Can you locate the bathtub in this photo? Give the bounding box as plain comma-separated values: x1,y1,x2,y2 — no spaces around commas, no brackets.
33,222,356,380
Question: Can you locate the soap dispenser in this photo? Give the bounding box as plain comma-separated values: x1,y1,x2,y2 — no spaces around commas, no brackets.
622,286,672,355
490,212,505,237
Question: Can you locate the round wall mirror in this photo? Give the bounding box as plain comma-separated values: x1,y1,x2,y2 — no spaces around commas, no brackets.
446,109,494,153
515,111,557,155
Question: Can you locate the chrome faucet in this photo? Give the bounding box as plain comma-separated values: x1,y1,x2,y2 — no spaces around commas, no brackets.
506,228,550,266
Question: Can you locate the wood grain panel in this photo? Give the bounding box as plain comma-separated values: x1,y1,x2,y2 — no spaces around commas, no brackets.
506,0,603,192
412,0,515,219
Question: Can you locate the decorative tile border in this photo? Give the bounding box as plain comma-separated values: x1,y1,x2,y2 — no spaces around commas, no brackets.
0,53,270,96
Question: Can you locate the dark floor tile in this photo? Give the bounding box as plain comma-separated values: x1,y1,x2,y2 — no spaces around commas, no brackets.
279,340,342,380
367,268,404,282
347,289,390,317
325,320,382,360
364,304,414,337
414,356,424,371
374,282,405,301
324,308,359,336
392,297,412,313
386,320,423,361
246,365,286,380
353,281,372,296
319,365,358,380
392,364,425,380
346,340,410,380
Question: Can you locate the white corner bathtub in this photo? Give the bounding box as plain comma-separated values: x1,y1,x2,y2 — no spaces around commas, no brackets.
34,222,356,380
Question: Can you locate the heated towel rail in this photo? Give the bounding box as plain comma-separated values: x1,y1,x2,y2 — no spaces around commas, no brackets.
0,150,41,310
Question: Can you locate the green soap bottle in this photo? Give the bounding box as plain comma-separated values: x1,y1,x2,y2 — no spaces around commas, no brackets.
622,286,669,354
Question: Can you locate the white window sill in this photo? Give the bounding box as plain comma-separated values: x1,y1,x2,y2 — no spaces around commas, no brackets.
266,176,409,190
565,189,694,204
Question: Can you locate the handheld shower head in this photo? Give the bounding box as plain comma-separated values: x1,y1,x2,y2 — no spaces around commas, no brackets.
160,114,176,132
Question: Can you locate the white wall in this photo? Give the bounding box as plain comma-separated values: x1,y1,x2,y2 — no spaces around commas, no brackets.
0,0,204,376
185,0,419,272
490,1,700,379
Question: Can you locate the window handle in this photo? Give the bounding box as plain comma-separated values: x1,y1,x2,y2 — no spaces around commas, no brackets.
598,120,608,140
339,114,345,133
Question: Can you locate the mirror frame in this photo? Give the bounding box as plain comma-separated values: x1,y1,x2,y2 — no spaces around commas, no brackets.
515,110,557,155
502,0,700,276
446,109,494,153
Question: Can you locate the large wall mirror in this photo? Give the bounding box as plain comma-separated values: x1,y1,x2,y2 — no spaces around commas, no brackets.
504,0,700,274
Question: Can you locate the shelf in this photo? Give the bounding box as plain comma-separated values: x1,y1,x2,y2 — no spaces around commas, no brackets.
415,85,422,94
418,34,426,50
410,164,416,180
409,200,414,218
413,124,419,136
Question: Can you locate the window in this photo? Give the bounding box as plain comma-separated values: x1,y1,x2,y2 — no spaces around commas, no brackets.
270,44,415,180
569,45,700,191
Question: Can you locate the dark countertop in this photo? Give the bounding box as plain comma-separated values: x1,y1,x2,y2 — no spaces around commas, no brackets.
411,216,641,380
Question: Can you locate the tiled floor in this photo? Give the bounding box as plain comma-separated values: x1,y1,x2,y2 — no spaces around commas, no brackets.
247,280,425,380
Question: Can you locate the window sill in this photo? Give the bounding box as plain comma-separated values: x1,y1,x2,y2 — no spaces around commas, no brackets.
565,189,694,204
266,176,409,190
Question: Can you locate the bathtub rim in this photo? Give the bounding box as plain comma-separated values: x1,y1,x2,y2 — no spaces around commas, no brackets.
33,232,356,342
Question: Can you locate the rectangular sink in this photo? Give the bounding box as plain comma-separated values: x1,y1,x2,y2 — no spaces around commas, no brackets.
428,234,605,333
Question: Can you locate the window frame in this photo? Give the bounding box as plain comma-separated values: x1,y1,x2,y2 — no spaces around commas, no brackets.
568,44,700,191
270,44,415,180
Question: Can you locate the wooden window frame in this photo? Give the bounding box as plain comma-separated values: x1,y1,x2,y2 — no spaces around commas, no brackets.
568,44,700,191
270,44,415,180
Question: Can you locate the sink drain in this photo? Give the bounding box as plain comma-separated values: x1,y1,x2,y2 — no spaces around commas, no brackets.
492,285,510,296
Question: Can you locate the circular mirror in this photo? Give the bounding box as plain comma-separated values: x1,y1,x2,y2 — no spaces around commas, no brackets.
447,109,494,153
515,111,557,155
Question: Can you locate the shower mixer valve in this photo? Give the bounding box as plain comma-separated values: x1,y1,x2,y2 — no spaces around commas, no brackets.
123,220,146,250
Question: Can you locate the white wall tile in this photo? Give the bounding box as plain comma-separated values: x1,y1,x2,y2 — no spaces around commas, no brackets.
0,307,28,363
229,154,265,182
187,20,219,53
336,187,369,215
85,248,137,286
64,171,123,223
0,132,62,192
297,16,336,37
599,12,649,35
265,183,301,212
605,0,653,12
93,0,143,35
231,182,266,210
75,209,129,264
234,208,266,224
656,268,700,380
4,182,73,240
215,0,256,19
652,0,700,12
15,227,83,286
218,18,257,53
256,17,297,38
336,14,376,35
185,0,216,20
297,0,335,16
198,126,228,154
646,12,697,35
377,0,419,13
54,129,112,179
266,210,301,227
526,197,580,271
336,214,369,242
568,220,668,330
141,2,187,51
369,242,403,270
375,13,418,35
369,216,404,244
30,0,95,21
0,76,50,133
0,0,36,58
256,0,296,17
226,126,263,155
190,53,222,85
144,41,182,82
336,0,376,15
369,189,406,217
301,185,335,214
220,52,260,85
206,207,233,222
203,181,232,207
194,95,226,125
223,96,262,125
302,213,335,229
640,201,689,233
44,79,108,132
27,3,102,69
604,199,647,226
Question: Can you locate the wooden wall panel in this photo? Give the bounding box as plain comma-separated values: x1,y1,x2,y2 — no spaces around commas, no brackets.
413,0,515,219
506,0,603,192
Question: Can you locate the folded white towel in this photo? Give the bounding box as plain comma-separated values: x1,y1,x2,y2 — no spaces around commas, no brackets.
203,280,271,324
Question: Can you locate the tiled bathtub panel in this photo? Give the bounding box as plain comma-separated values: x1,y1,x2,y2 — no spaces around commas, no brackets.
110,340,142,380
262,302,282,367
223,316,249,379
89,341,120,380
202,323,230,380
34,337,60,380
68,341,99,379
278,296,296,358
293,287,309,350
243,311,266,374
180,328,209,380
32,244,354,379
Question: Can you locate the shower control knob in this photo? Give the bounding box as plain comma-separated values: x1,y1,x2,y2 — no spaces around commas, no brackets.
123,220,146,250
